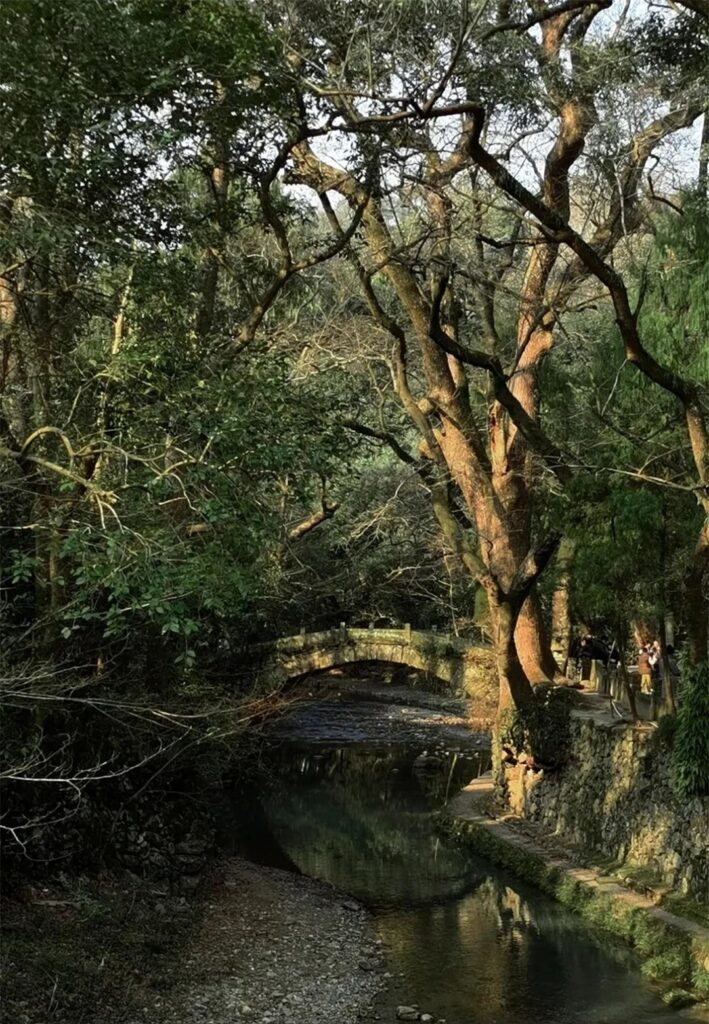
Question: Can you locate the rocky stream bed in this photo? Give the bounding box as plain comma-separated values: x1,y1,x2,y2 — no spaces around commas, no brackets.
152,858,386,1024
5,674,702,1024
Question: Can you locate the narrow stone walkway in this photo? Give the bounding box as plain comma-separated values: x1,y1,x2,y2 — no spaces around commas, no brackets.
572,678,665,724
443,776,709,981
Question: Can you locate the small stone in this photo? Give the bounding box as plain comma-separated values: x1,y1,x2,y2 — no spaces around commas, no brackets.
396,1007,420,1021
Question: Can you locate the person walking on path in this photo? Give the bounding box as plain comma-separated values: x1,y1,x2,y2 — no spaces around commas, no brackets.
577,636,595,682
637,645,653,695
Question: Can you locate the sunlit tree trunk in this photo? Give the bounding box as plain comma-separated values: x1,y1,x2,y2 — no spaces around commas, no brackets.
686,523,709,665
698,111,709,195
515,592,560,682
550,537,576,673
615,621,640,723
490,592,535,711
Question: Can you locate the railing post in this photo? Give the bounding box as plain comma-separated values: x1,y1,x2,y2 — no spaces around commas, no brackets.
299,625,306,636
404,622,411,642
368,622,374,631
340,621,346,641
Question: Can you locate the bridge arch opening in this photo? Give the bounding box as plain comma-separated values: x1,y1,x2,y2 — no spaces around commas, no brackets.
246,627,497,713
284,658,454,695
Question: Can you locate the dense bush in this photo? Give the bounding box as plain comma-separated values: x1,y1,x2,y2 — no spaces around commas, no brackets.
499,685,576,769
672,662,709,798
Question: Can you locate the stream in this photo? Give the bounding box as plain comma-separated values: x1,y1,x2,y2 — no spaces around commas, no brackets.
219,671,701,1024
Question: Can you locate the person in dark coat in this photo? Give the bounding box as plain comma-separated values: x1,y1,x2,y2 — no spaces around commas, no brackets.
577,635,595,681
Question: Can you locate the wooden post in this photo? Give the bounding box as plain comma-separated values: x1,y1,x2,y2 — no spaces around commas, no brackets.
300,625,306,636
404,623,412,641
340,621,346,641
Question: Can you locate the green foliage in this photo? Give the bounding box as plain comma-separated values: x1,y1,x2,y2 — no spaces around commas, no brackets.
638,199,709,384
655,712,678,746
2,0,708,876
540,294,703,636
499,685,575,768
0,0,357,666
671,662,709,798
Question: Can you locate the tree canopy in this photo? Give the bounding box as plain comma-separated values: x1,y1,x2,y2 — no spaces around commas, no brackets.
1,0,707,818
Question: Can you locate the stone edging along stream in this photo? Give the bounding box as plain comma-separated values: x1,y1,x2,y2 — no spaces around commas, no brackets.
436,775,709,1009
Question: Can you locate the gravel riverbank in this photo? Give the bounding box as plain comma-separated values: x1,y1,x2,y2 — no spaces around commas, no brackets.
154,858,385,1024
1,858,384,1024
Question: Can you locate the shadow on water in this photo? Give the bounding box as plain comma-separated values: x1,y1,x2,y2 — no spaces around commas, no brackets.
218,682,705,1024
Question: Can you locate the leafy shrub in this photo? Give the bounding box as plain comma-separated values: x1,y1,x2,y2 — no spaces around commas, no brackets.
671,662,709,798
499,684,575,768
655,712,678,746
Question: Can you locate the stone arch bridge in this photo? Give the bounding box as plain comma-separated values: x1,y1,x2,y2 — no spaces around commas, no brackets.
243,625,495,699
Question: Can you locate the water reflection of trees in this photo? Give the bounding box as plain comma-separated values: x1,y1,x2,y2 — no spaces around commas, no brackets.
260,751,484,906
247,747,674,1024
378,877,655,1024
271,745,485,806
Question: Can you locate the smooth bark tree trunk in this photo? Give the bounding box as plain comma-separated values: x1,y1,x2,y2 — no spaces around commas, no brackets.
195,81,231,340
699,111,709,195
289,136,562,710
685,522,709,665
490,592,535,711
616,630,640,723
515,589,564,683
658,615,677,716
550,537,576,673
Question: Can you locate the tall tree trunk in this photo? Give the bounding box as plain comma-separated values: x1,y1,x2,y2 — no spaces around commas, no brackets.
515,589,563,683
616,622,640,723
490,591,535,711
195,82,231,340
0,248,27,442
289,138,558,710
550,537,576,673
698,111,709,195
686,522,709,665
658,614,677,716
657,502,677,713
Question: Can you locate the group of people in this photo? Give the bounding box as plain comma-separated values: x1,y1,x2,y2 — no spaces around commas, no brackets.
571,633,617,679
636,640,679,696
569,633,680,701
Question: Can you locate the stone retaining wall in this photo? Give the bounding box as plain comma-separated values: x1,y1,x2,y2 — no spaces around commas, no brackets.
504,713,709,903
3,779,213,891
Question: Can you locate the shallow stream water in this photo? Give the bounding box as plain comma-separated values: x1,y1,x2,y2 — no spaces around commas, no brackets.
220,674,705,1024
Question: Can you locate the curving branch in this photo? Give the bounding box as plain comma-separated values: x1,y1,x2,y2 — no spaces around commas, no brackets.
342,419,419,468
466,107,709,501
234,130,372,352
287,500,340,542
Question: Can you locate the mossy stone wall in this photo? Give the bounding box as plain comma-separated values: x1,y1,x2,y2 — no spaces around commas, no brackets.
505,715,709,902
